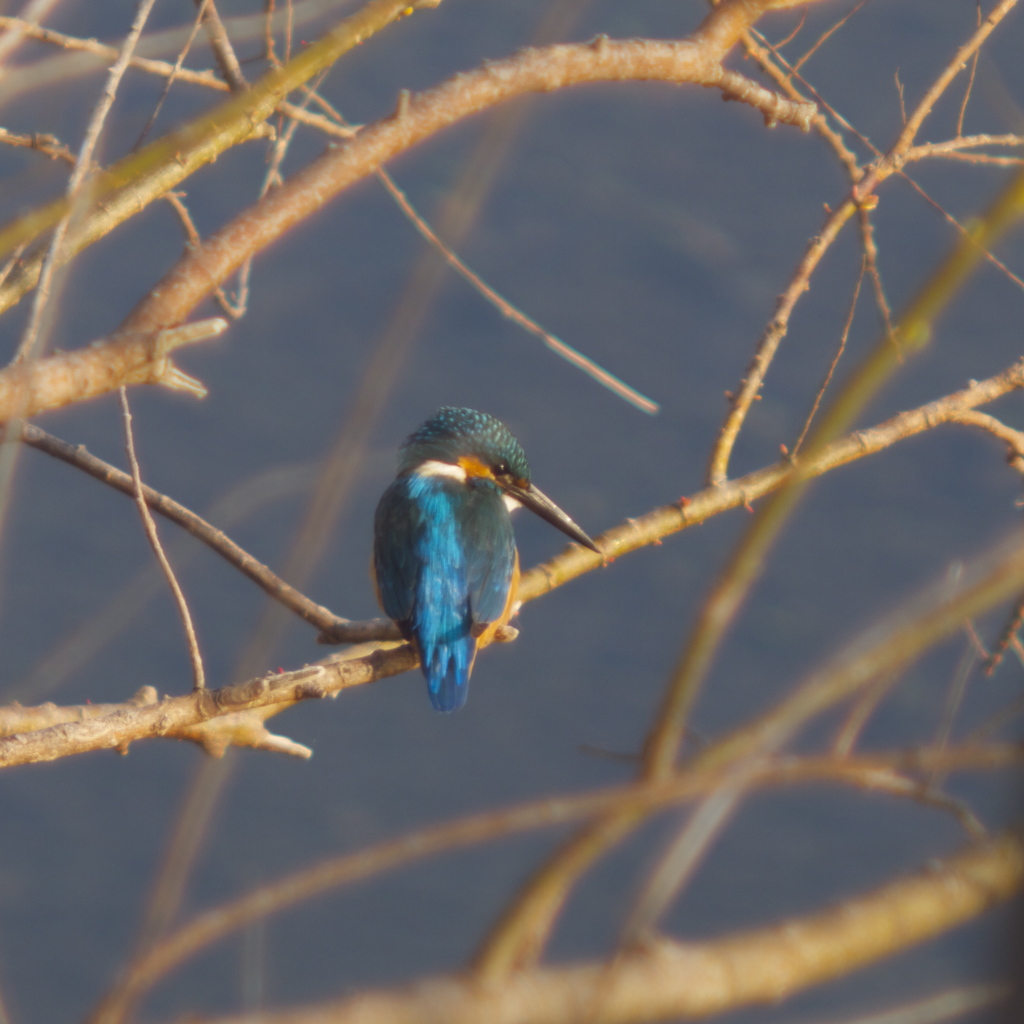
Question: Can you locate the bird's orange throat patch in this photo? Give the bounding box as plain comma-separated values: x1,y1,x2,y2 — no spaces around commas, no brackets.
457,455,492,479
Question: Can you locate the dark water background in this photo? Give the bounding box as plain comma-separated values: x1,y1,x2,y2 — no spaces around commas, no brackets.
0,1,1022,1021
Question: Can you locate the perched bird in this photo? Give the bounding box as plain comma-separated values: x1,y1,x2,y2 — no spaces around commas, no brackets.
373,407,599,712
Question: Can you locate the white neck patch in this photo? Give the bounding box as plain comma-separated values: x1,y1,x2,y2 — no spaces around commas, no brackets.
414,460,467,482
415,460,520,512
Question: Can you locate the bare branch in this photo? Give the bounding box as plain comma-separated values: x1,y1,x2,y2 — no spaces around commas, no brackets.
706,194,858,486
196,0,249,93
0,126,75,163
16,422,392,641
0,0,438,312
374,168,660,414
0,318,225,421
708,1,1022,486
2,358,1022,772
116,36,814,336
790,258,864,457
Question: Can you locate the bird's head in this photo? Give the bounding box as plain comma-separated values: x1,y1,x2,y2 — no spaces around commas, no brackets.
398,407,599,552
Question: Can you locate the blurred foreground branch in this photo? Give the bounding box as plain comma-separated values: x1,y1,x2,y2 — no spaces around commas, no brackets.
158,830,1023,1024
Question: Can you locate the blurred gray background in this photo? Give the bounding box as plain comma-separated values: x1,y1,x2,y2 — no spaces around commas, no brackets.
0,1,1022,1022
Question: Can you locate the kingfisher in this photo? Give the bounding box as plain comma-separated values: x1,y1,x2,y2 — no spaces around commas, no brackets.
373,407,599,712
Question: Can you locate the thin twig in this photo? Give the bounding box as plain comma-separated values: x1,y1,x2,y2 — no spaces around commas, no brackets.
264,0,279,65
749,25,881,164
896,174,1024,293
375,169,659,414
0,126,75,163
768,9,805,53
133,0,210,151
0,17,357,139
984,593,1024,676
216,63,324,319
707,194,859,485
8,463,315,704
790,257,864,456
947,408,1024,469
894,68,907,126
792,0,866,73
0,0,159,610
0,1,362,104
119,389,206,692
0,0,420,314
857,206,896,346
892,0,1020,159
906,133,1024,159
956,4,983,137
923,152,1024,166
280,76,654,412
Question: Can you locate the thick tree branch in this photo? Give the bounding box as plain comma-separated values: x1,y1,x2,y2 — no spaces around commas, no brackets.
0,318,225,420
0,643,415,769
0,0,440,314
118,35,814,337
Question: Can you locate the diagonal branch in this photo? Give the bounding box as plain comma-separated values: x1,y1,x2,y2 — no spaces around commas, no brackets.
116,35,814,336
81,744,1024,1024
0,0,441,312
15,423,395,641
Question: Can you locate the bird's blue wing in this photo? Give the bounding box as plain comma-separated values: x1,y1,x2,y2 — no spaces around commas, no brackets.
373,476,515,713
460,485,516,627
373,477,425,626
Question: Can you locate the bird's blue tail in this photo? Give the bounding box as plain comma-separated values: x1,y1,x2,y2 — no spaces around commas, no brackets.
419,634,476,713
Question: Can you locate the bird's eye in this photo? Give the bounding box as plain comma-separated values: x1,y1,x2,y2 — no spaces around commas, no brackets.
494,460,510,476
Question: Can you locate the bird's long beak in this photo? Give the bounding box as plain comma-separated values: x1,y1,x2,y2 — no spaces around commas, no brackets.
501,480,600,552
